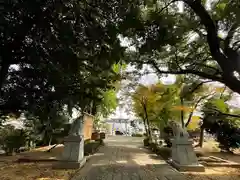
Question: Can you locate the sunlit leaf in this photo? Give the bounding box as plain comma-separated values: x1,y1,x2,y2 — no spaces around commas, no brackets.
215,87,225,93
216,2,227,11
212,99,228,113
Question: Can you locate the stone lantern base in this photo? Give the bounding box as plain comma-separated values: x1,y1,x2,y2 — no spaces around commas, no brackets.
167,139,205,172
53,135,86,169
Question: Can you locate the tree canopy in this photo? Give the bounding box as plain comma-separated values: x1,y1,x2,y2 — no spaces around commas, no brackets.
132,78,184,130
201,92,240,151
123,0,240,94
0,0,133,123
1,1,240,144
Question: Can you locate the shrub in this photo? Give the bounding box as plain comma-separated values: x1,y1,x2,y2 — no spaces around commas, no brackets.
84,140,103,156
155,147,171,160
84,139,91,144
0,125,27,155
163,126,173,147
204,117,240,152
164,138,172,147
132,133,143,137
150,143,158,152
143,138,150,146
163,126,173,136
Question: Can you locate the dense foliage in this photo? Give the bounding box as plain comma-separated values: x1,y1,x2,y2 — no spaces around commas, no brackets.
0,0,129,149
0,125,27,154
0,0,240,153
202,97,240,151
131,77,209,130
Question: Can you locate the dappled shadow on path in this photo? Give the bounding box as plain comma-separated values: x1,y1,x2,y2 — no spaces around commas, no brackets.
70,144,184,180
70,143,240,180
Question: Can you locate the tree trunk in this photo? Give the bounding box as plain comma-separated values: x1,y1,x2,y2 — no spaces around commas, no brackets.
91,101,97,116
182,0,240,95
48,134,52,146
180,98,184,128
185,94,212,127
143,118,150,136
199,126,204,147
146,120,151,137
0,62,10,91
144,106,152,140
142,117,148,134
185,111,194,127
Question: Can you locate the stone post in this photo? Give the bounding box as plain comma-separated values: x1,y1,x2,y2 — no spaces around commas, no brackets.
167,121,205,172
53,115,86,169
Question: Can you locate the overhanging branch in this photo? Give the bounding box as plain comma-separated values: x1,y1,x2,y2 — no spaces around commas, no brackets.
208,108,240,119
150,60,224,83
188,80,213,95
181,0,226,68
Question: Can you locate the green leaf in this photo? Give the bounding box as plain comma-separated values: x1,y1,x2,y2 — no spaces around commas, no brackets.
213,99,227,112
216,2,227,11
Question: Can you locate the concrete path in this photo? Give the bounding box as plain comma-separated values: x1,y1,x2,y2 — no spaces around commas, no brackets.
72,136,186,180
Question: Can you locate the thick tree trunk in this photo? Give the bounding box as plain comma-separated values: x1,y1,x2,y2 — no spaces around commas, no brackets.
199,126,204,147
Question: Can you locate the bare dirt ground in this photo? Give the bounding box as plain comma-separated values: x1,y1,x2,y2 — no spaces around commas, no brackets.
0,137,239,180
185,140,240,180
195,140,240,163
0,145,77,180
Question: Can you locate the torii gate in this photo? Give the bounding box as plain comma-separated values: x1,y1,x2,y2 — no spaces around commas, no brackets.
106,118,129,135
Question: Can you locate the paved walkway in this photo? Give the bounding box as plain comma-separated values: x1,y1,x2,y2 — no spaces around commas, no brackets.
72,136,186,180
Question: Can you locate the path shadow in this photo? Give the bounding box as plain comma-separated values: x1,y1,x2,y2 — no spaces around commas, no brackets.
71,163,240,180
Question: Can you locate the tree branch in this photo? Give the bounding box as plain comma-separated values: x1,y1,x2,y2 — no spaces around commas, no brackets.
208,108,240,119
150,60,224,83
185,93,214,127
232,40,240,50
158,0,177,14
188,80,213,95
182,0,226,69
187,62,222,75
